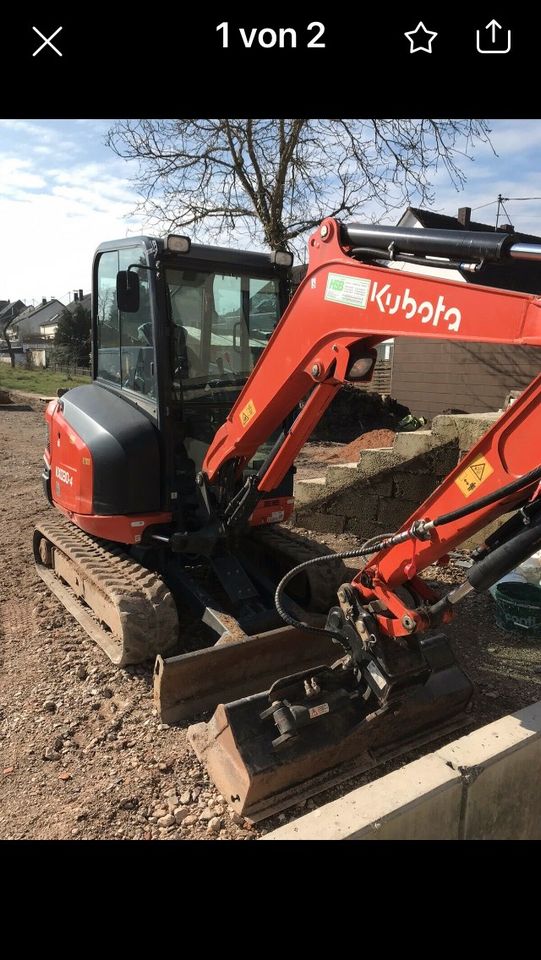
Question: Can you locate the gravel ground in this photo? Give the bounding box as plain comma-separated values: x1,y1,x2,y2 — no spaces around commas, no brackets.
0,407,253,840
1,405,540,840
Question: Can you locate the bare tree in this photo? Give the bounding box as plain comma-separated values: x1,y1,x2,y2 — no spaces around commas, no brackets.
2,313,18,368
107,119,492,253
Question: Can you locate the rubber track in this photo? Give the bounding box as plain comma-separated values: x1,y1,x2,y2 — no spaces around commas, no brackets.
35,514,179,666
248,526,349,613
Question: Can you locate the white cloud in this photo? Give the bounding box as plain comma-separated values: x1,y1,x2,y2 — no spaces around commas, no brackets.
0,157,46,191
0,145,144,304
0,188,145,305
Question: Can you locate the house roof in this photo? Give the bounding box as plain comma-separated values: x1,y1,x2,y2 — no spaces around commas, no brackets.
0,300,27,323
11,299,64,326
66,293,91,313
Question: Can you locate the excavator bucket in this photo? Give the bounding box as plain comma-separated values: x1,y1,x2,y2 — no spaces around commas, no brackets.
154,626,338,723
186,634,473,821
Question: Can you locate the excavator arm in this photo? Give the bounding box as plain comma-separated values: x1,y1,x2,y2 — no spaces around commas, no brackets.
203,217,541,641
187,219,541,819
204,217,541,497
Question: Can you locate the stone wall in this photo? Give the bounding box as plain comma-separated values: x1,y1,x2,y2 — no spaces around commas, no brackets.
295,412,501,547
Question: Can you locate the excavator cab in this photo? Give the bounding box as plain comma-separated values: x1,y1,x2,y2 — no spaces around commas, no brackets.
94,235,291,476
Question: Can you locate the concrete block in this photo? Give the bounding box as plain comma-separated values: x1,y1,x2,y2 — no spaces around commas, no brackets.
294,477,327,505
392,430,435,458
295,512,345,534
432,412,500,451
327,490,378,520
437,701,541,840
356,449,402,478
377,497,419,529
356,475,394,497
431,414,460,444
262,754,462,840
454,412,500,451
426,443,459,476
392,474,439,503
325,462,359,489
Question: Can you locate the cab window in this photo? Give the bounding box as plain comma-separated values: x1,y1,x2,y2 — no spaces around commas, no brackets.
96,246,156,399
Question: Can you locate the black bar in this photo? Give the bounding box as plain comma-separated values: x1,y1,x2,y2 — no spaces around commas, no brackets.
341,224,516,263
468,520,541,593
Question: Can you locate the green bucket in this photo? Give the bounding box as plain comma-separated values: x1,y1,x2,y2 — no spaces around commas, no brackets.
493,580,541,637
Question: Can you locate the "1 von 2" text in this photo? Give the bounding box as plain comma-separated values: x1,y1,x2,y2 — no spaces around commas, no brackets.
216,22,326,50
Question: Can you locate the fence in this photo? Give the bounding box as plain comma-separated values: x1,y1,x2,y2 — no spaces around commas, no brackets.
47,361,91,378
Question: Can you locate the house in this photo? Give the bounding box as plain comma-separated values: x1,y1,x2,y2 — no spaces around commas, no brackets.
38,291,90,342
0,299,27,330
0,300,27,356
9,299,65,340
66,290,91,314
389,207,541,420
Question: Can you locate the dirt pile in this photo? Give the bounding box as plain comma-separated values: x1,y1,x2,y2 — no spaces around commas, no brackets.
312,387,409,443
327,428,395,462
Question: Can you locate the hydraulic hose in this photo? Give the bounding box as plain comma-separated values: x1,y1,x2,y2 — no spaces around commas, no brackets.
431,464,541,529
274,533,396,641
276,464,541,639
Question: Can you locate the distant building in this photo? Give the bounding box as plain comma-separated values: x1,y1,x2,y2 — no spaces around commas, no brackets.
0,299,27,331
66,290,91,314
9,299,64,340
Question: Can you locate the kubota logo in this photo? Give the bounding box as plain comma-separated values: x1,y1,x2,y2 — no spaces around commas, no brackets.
369,281,461,332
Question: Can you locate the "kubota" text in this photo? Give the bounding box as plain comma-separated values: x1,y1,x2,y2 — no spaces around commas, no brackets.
369,281,461,332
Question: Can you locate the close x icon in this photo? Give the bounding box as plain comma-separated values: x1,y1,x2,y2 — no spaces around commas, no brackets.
32,25,63,57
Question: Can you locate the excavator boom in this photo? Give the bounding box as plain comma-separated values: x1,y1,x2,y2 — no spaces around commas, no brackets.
203,218,541,496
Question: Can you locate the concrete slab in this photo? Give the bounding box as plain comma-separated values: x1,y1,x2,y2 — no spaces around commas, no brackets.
432,412,500,451
294,477,326,505
262,754,462,841
392,430,435,458
437,702,541,840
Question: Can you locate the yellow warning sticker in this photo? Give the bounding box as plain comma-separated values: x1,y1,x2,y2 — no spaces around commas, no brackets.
239,399,256,428
455,455,494,498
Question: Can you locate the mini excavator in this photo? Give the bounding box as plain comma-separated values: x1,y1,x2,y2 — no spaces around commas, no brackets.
35,218,541,818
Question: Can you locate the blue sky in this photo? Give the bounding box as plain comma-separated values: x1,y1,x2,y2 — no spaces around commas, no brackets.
0,118,540,306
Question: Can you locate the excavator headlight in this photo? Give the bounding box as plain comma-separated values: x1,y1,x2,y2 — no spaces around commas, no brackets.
166,235,191,254
270,250,293,268
346,351,377,382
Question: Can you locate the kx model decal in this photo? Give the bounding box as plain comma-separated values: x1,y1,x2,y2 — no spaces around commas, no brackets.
55,466,74,487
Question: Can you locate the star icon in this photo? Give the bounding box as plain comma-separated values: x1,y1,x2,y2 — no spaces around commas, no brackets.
404,21,438,53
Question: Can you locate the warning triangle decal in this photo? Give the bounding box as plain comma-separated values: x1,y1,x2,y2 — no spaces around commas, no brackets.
471,462,485,481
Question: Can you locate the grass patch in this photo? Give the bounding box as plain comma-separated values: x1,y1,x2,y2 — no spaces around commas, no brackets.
0,365,91,396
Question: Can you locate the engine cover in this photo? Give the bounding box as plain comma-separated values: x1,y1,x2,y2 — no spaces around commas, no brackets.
47,384,161,515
